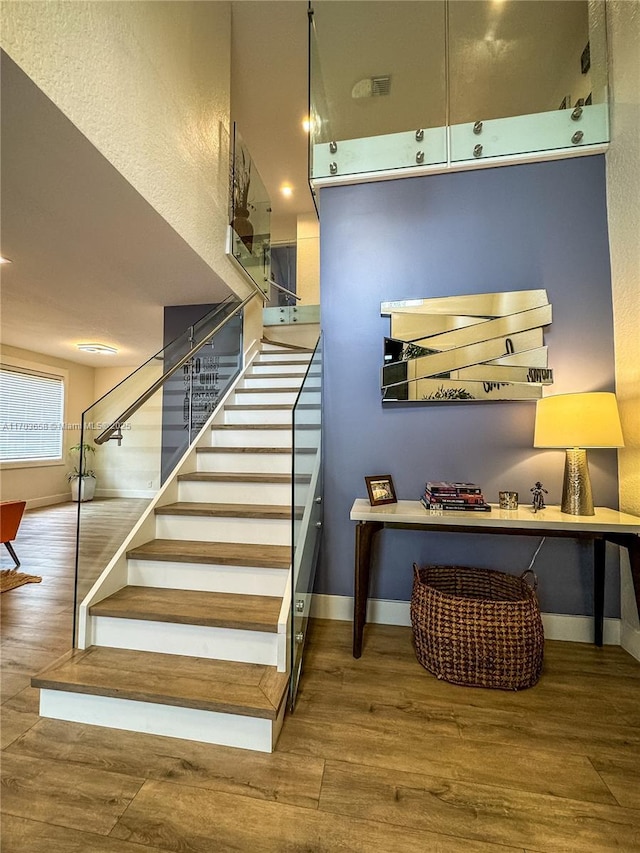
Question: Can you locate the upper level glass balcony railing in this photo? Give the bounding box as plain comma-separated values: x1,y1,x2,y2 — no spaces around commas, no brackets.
229,123,272,298
310,0,608,182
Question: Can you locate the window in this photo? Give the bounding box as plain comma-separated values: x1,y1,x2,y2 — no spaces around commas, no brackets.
0,366,65,462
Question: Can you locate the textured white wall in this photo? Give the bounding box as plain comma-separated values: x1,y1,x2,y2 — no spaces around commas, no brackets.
0,0,248,300
296,214,320,305
606,0,640,651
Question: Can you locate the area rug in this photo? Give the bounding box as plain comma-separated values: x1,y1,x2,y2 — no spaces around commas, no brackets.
0,569,42,593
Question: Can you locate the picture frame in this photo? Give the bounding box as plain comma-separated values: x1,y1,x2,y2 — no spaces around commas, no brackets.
365,474,397,506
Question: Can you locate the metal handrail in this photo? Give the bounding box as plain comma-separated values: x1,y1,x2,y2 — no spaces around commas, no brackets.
94,291,258,445
267,278,301,302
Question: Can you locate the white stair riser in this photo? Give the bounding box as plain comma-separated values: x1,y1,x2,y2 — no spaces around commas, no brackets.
39,690,279,753
91,616,280,665
197,452,291,474
233,391,300,406
155,514,291,545
258,351,311,362
291,430,321,449
250,363,309,376
178,479,291,504
128,559,288,597
292,410,322,426
210,429,292,448
224,408,292,425
242,376,304,390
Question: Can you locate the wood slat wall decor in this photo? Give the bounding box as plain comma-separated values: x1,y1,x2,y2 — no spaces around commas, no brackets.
2,501,640,852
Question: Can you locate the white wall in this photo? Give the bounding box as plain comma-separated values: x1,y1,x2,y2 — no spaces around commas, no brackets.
296,214,320,305
91,365,164,498
0,0,250,302
0,345,95,507
606,0,640,659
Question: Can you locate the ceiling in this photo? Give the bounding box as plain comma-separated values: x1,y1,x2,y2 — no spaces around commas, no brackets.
0,2,311,369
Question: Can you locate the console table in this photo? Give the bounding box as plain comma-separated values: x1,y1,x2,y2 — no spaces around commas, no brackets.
350,499,640,658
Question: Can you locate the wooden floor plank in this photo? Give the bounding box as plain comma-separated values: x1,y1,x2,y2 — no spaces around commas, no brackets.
109,778,523,853
89,586,282,631
1,752,143,835
8,717,325,810
318,759,640,852
1,814,176,853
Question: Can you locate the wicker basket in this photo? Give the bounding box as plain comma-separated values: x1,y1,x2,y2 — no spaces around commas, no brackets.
411,564,544,690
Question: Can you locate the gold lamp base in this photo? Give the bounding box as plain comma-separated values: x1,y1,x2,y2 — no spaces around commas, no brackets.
561,448,594,516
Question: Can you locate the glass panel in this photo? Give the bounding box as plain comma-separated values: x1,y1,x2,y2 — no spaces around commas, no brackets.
268,243,297,307
230,124,271,295
310,1,447,178
290,334,323,707
72,299,246,645
448,0,609,161
263,304,320,327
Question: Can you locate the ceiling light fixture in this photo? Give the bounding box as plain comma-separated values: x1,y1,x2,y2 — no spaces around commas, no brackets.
77,343,118,355
280,185,293,198
302,118,311,133
0,256,13,264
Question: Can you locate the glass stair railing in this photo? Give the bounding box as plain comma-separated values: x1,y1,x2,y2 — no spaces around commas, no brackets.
290,334,323,707
72,292,256,644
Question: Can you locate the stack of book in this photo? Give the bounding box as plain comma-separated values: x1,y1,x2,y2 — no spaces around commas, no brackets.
421,481,492,512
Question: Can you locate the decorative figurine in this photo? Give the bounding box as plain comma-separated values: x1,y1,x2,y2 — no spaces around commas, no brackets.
531,481,548,513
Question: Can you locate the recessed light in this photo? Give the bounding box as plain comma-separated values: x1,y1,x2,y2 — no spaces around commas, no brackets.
77,343,118,355
280,185,293,198
0,256,13,264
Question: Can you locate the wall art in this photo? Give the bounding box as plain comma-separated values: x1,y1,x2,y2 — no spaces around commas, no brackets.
381,290,553,402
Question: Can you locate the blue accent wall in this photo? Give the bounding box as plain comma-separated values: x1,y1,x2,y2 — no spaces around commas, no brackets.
319,155,620,617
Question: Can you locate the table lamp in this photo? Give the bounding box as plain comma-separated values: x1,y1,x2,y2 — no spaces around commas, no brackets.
533,392,624,516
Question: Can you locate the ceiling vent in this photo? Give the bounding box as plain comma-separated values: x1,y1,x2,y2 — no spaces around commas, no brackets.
351,75,391,99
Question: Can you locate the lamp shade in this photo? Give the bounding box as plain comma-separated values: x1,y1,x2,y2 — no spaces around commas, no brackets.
534,392,624,449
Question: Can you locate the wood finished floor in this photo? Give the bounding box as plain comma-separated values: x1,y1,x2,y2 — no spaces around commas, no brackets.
2,501,640,852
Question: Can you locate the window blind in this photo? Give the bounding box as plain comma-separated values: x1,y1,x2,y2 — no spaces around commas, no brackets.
0,366,65,462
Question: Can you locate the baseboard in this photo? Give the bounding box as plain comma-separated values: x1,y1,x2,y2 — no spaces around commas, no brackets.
621,623,640,661
95,488,156,499
310,594,622,645
25,493,70,510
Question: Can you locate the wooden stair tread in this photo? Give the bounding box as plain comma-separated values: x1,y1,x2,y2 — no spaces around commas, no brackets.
196,446,292,454
235,387,303,394
32,646,288,719
155,502,290,519
127,539,290,569
253,360,311,367
246,373,305,379
211,424,292,430
89,586,282,632
261,338,314,352
223,404,293,411
177,472,292,483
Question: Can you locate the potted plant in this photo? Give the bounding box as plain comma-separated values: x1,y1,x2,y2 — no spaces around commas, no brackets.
67,442,97,502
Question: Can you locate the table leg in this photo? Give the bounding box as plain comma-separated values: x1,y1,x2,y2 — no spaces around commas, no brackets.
353,521,383,658
593,537,606,647
604,533,640,624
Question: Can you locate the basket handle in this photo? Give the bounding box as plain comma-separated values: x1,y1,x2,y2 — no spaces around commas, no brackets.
520,568,538,591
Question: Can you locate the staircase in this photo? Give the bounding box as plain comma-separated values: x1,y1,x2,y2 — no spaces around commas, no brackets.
32,342,316,753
